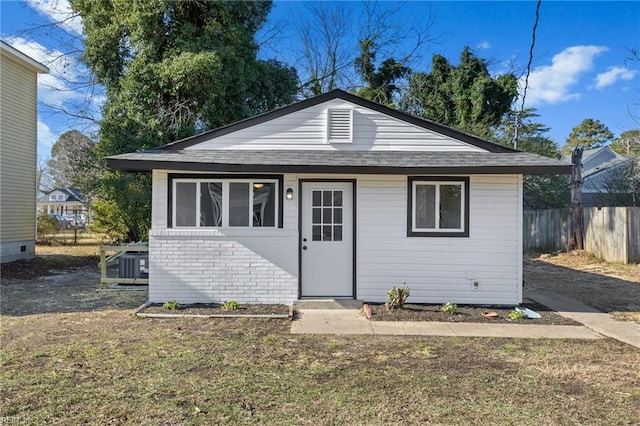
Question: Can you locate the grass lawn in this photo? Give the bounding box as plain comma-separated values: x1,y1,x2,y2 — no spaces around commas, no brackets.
2,313,639,425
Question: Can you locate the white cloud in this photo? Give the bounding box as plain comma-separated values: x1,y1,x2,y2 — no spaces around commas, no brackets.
37,119,58,157
477,41,491,50
26,0,83,35
523,45,608,106
4,37,84,108
594,66,637,89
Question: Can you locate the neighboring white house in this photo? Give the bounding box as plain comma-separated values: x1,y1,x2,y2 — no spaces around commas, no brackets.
0,41,49,263
37,187,89,217
107,90,571,306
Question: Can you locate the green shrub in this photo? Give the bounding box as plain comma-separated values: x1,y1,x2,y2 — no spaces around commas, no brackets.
36,213,59,244
441,302,458,315
223,300,239,310
509,309,525,320
163,300,179,310
386,284,410,310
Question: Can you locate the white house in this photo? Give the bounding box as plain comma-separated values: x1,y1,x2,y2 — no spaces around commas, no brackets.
38,187,89,216
107,90,571,306
0,41,49,263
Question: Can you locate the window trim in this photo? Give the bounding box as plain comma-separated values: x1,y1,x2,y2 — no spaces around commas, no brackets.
168,174,284,229
407,176,469,237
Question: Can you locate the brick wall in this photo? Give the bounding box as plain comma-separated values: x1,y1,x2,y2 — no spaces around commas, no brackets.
149,230,298,304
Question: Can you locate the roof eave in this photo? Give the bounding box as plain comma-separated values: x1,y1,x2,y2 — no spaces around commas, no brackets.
106,158,572,176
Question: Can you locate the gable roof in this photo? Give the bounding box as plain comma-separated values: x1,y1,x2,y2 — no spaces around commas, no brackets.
107,90,572,175
158,89,516,154
39,187,86,203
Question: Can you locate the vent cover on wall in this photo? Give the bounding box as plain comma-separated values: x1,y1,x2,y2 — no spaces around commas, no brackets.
327,109,353,143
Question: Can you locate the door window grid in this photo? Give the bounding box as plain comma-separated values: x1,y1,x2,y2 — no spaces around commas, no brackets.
311,190,343,241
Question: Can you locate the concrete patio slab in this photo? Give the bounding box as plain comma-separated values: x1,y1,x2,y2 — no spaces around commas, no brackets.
290,309,373,335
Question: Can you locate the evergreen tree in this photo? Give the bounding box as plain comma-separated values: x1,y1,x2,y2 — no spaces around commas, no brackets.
407,47,517,138
71,0,299,241
610,129,640,156
563,118,613,154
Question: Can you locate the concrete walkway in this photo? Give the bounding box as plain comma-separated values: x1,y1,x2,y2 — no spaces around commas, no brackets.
527,289,640,348
291,308,602,340
292,291,640,347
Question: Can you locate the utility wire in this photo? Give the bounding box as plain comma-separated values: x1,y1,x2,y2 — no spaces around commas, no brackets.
515,0,542,150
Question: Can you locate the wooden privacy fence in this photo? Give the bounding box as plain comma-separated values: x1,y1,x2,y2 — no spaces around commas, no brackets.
524,207,640,264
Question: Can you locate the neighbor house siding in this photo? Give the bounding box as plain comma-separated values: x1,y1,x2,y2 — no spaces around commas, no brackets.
0,46,45,263
187,99,487,152
149,171,522,305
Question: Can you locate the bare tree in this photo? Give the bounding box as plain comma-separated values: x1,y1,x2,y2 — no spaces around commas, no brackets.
36,155,54,193
294,1,439,98
296,2,354,96
589,159,640,207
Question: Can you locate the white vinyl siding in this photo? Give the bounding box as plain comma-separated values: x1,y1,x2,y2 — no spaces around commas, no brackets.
187,99,487,152
150,172,522,305
356,174,521,305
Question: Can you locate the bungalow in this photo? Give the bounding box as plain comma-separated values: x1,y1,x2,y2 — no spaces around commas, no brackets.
107,90,571,306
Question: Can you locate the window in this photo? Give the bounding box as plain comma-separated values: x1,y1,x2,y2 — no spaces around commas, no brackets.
311,189,343,241
408,176,469,237
171,176,281,228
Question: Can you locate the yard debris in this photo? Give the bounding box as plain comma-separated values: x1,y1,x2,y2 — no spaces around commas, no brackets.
481,311,498,319
514,307,542,319
362,303,372,319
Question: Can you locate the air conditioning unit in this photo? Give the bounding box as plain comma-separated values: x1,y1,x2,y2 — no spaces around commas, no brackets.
119,253,149,279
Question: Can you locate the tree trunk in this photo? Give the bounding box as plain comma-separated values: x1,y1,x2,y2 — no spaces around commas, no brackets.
569,147,584,250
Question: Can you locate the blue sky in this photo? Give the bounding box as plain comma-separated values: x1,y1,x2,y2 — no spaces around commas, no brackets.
1,1,638,160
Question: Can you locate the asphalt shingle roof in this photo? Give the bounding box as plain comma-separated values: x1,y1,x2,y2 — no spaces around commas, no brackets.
107,149,572,175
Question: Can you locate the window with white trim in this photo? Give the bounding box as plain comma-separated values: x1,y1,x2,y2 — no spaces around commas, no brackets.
408,176,469,237
172,178,279,228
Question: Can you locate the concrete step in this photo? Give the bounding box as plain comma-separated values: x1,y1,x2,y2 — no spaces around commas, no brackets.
294,299,363,310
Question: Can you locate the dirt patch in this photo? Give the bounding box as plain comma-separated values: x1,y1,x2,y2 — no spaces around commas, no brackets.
525,252,640,323
142,303,290,316
1,266,147,316
367,302,580,325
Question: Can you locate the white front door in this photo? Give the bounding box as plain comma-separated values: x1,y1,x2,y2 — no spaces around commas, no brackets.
300,181,354,298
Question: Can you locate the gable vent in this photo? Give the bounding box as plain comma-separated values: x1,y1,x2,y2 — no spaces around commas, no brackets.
327,109,353,143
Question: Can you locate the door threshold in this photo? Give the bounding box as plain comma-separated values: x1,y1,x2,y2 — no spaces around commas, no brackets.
294,299,363,309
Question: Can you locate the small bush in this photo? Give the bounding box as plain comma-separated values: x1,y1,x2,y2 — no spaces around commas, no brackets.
163,300,179,310
509,309,525,320
441,302,458,315
223,300,239,310
386,284,410,310
36,214,59,244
